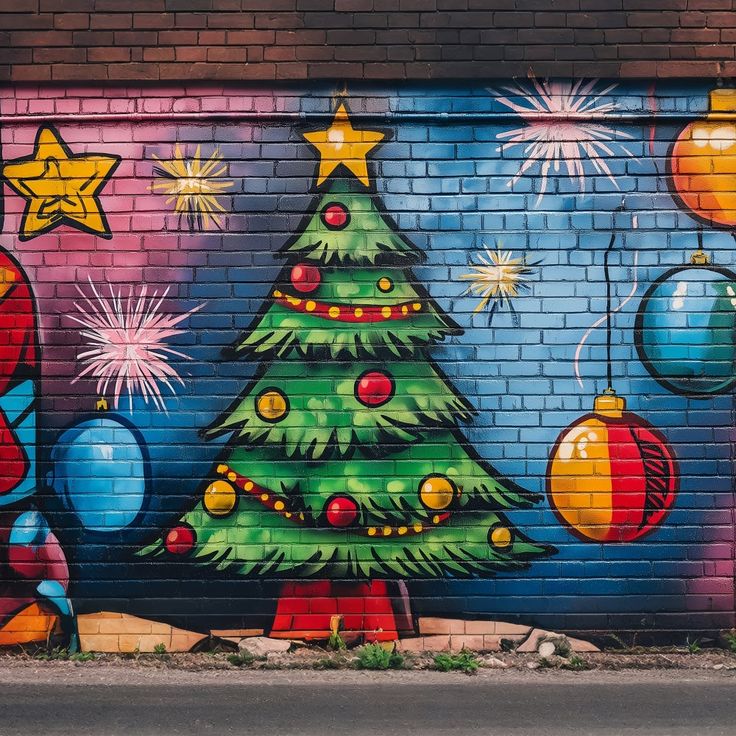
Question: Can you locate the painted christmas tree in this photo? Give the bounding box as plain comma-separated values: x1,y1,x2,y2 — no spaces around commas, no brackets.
141,102,550,640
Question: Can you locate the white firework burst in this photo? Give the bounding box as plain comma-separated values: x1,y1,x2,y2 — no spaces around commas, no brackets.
151,144,233,231
70,279,202,412
493,77,633,203
459,245,538,320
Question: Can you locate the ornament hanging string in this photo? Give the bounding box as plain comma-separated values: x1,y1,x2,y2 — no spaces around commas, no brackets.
603,202,627,392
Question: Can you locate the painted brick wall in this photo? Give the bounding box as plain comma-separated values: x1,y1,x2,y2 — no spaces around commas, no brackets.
0,81,734,653
2,2,736,82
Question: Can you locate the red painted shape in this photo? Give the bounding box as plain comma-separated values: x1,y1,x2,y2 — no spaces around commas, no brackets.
606,422,647,542
325,495,359,527
0,252,38,391
321,203,349,229
0,414,28,495
0,251,37,495
355,370,394,407
165,525,196,555
290,263,321,294
605,418,677,542
7,531,69,585
270,580,404,642
8,544,45,580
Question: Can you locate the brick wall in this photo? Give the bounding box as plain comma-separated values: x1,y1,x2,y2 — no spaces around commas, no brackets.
0,81,734,652
2,1,736,82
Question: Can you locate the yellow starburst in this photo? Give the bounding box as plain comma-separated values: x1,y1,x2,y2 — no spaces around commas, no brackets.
459,246,537,317
151,144,233,231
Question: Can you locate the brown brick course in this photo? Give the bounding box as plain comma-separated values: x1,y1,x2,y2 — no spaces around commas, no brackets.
2,2,736,81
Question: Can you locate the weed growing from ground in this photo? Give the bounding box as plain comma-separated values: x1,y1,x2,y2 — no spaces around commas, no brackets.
562,655,589,671
433,648,479,675
355,642,404,670
722,632,736,653
227,651,255,667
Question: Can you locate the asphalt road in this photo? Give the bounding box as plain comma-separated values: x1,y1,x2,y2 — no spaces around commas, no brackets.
1,667,735,736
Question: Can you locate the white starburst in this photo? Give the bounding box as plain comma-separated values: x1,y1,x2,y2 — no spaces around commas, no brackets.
459,246,537,319
493,77,633,204
69,279,202,412
151,144,233,231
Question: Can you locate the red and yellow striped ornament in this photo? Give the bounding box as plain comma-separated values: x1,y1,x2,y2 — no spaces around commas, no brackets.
546,392,677,543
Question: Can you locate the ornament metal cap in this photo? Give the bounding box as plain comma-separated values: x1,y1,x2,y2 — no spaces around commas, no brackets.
690,248,710,266
593,391,625,418
709,88,736,115
95,397,108,411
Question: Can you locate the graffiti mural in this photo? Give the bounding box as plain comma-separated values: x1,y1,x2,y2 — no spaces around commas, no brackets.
0,81,733,651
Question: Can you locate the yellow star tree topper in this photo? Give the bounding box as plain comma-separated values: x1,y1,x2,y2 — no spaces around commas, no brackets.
2,126,120,240
302,102,385,187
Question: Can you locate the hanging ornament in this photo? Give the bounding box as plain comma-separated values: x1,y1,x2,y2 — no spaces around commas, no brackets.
290,263,321,294
203,479,238,517
325,495,359,527
164,524,196,555
489,525,512,549
321,202,350,230
418,475,456,510
635,245,736,396
48,400,148,533
549,209,678,543
355,370,394,407
255,388,289,422
547,391,677,542
377,276,394,293
670,88,736,228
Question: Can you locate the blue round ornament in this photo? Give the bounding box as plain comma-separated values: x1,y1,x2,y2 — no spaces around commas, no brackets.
635,263,736,396
49,414,149,532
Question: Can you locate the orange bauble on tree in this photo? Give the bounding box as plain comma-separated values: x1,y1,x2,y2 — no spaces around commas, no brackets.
670,88,736,228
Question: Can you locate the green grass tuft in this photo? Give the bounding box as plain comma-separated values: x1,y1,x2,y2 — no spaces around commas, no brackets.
355,643,404,670
433,648,479,675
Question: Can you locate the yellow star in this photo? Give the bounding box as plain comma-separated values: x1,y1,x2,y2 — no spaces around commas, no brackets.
2,126,120,241
302,103,385,187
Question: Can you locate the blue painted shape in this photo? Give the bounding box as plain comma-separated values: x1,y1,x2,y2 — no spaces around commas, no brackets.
0,379,36,506
9,510,48,548
636,266,736,395
36,580,72,617
0,379,34,425
49,416,147,532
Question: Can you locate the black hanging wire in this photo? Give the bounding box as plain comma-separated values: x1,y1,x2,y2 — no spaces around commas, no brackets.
603,202,627,392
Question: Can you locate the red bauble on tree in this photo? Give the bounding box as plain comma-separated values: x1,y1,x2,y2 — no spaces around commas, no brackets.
325,495,359,527
355,370,394,407
164,525,196,555
290,263,321,294
321,202,350,230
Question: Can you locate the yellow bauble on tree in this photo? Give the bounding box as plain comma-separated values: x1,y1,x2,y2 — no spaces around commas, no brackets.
418,475,456,510
255,389,288,422
489,526,512,549
203,479,237,517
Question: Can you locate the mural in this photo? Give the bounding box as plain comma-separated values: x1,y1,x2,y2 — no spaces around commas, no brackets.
0,80,733,651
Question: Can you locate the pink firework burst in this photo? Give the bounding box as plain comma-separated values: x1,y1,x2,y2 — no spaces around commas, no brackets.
493,76,633,203
70,279,202,412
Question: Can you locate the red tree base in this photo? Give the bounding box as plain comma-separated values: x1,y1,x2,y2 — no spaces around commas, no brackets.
270,580,413,642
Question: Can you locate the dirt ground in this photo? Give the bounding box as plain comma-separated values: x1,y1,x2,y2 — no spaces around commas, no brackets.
2,644,736,679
